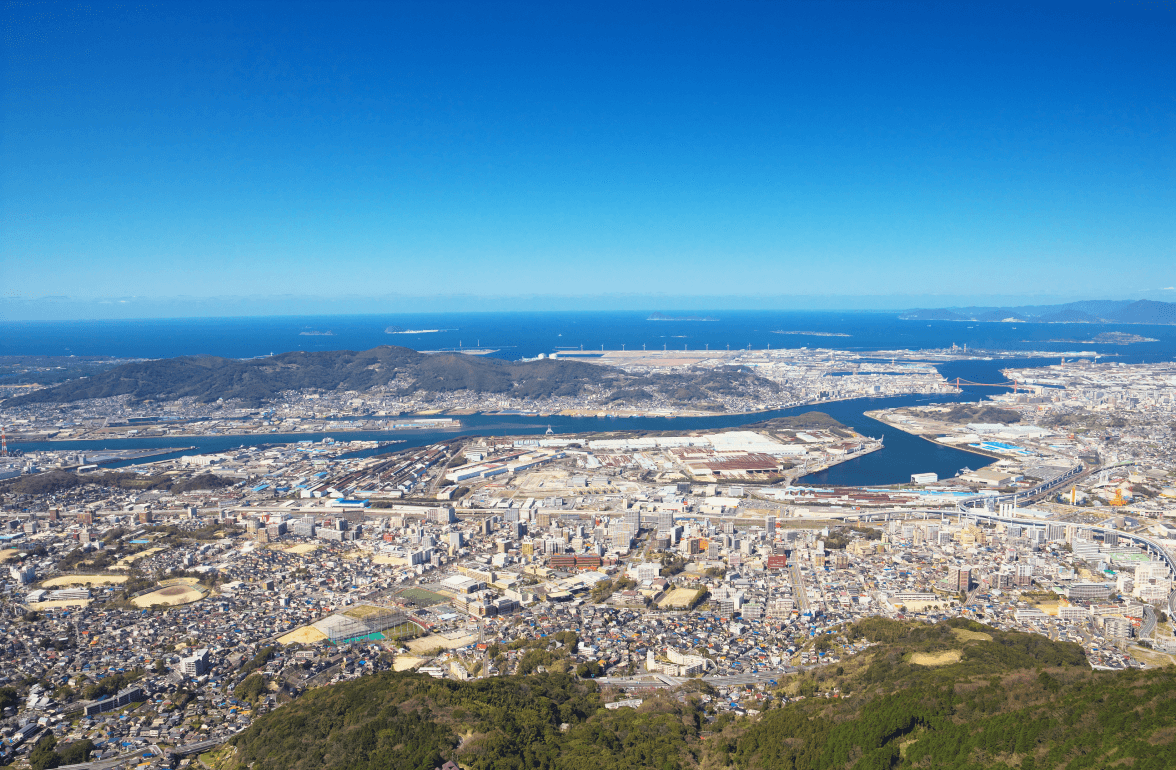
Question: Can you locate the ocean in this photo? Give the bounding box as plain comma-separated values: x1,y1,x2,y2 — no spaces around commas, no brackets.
3,310,1176,363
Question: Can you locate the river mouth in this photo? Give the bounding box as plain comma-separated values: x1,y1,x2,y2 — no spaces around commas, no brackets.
14,358,1043,486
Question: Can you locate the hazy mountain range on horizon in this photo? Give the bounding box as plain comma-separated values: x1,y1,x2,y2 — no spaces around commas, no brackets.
4,294,1176,321
899,299,1176,325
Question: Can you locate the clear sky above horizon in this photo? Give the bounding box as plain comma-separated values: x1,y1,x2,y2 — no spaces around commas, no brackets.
2,0,1174,316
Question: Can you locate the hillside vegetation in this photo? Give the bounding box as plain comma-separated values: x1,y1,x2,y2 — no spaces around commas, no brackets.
743,411,848,432
0,355,129,386
4,346,781,408
222,618,1176,770
941,405,1021,425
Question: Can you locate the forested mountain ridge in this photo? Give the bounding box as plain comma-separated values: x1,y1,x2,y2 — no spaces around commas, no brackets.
3,345,780,408
220,618,1176,770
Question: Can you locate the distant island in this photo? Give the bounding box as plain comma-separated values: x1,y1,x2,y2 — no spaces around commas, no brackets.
772,330,851,337
385,326,446,334
900,298,1176,325
298,330,334,336
647,312,719,321
1040,332,1158,345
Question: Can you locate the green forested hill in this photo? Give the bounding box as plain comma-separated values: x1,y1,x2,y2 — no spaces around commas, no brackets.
3,345,780,407
229,672,694,770
223,618,1176,770
4,347,610,406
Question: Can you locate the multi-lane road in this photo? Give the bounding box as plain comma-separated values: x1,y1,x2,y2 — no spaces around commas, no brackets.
789,564,810,613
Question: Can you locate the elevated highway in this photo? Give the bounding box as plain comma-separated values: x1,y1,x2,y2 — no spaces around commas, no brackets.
951,507,1176,577
945,504,1175,640
957,462,1087,510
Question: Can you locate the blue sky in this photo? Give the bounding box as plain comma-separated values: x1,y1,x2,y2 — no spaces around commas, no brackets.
2,1,1174,317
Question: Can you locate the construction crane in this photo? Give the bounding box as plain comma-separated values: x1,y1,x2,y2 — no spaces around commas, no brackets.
1110,488,1127,507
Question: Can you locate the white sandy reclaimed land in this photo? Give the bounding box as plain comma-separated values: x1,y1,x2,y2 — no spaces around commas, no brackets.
406,633,480,654
28,599,92,610
132,583,206,607
42,574,128,587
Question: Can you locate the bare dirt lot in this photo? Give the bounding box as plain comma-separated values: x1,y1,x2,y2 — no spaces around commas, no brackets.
659,587,699,609
42,574,128,587
393,656,427,671
28,599,92,610
406,633,480,654
132,580,207,608
278,626,328,645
